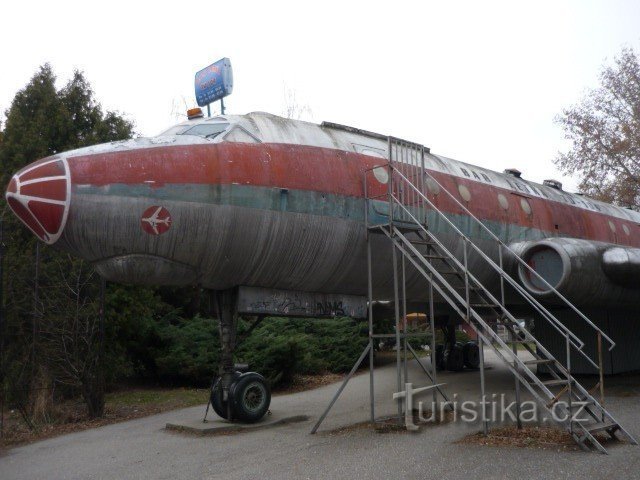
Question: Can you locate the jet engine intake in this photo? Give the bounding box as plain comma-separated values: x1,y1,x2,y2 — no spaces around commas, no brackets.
510,237,640,307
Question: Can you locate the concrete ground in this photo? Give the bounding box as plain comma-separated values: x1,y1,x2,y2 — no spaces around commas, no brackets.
1,348,639,480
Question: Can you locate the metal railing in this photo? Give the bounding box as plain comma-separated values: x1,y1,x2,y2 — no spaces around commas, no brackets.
377,223,627,452
361,137,639,451
364,138,614,372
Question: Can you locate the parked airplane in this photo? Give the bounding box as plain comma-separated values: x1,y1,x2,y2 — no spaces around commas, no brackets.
6,111,640,429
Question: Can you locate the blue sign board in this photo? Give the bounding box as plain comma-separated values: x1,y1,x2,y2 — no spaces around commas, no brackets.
194,57,233,107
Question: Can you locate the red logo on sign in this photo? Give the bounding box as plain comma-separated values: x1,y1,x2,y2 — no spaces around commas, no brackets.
141,206,172,235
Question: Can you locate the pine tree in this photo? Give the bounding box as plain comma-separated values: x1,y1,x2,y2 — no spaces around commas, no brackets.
1,64,134,419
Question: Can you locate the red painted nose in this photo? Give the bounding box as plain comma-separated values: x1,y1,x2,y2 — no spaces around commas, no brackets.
5,157,71,244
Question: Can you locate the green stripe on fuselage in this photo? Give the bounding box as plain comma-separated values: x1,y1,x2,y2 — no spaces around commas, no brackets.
74,183,550,244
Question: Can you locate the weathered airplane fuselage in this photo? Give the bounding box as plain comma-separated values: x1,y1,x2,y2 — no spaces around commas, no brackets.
9,112,640,374
7,112,640,307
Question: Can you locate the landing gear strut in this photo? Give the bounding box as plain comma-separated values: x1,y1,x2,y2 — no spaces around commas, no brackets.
205,289,271,423
436,323,479,371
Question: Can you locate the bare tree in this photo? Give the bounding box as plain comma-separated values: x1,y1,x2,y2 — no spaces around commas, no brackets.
38,256,105,418
282,86,313,121
554,46,640,209
169,95,196,124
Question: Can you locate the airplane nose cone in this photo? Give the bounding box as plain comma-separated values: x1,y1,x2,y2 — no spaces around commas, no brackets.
5,157,71,244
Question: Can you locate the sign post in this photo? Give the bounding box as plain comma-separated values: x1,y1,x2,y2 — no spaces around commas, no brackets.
195,57,233,117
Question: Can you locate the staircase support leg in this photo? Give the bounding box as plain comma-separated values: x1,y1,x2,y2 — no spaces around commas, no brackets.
392,244,402,420
566,332,573,435
479,335,489,435
310,343,372,434
402,255,408,390
512,333,522,429
366,237,375,424
428,273,437,407
597,332,605,422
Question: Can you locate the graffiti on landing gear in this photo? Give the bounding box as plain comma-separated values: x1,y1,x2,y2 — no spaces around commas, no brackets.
237,287,367,318
315,301,345,316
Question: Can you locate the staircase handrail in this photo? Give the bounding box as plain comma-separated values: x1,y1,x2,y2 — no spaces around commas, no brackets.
381,156,615,351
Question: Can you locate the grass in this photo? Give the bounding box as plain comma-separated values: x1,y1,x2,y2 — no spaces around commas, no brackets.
0,387,210,450
0,374,347,450
106,387,208,409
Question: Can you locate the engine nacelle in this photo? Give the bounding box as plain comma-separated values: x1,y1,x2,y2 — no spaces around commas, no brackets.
510,237,640,307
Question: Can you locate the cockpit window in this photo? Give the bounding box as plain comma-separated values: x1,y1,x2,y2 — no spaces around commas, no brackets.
179,123,229,139
159,122,229,139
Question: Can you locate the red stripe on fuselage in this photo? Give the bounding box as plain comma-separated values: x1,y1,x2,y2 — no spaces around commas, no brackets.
68,143,368,196
66,142,640,248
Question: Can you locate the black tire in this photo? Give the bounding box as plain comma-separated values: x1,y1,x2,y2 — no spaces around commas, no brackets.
463,341,480,369
230,372,271,423
210,372,241,420
435,344,445,371
444,343,464,371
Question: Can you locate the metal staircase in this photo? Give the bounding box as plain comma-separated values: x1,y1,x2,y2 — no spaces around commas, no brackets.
364,137,638,453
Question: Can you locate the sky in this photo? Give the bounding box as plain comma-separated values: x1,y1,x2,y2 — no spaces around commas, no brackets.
1,0,639,192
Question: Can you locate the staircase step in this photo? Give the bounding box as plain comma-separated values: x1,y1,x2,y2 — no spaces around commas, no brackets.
396,225,424,233
408,254,447,260
438,270,462,276
546,392,597,408
569,396,597,405
586,421,618,434
536,378,573,387
470,303,499,309
486,320,524,329
368,223,426,233
524,359,555,365
408,239,436,246
367,224,384,231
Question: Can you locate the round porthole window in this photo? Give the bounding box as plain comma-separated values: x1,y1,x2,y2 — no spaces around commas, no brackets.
425,177,440,195
520,198,532,215
498,194,509,210
372,166,389,184
458,184,471,202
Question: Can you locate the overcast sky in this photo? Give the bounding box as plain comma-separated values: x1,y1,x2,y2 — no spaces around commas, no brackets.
2,0,639,191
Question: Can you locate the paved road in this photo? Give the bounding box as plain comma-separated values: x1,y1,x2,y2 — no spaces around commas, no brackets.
1,349,639,480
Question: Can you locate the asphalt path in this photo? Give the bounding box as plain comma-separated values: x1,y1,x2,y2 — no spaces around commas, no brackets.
1,349,639,480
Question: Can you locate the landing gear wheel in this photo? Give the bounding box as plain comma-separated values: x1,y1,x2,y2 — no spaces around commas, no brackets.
231,372,271,423
210,372,241,420
444,342,465,371
463,341,480,369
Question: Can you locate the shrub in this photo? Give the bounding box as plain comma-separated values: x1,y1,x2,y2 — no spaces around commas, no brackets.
154,314,220,387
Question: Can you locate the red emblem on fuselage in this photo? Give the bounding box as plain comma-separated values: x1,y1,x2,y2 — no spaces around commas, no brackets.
141,206,172,235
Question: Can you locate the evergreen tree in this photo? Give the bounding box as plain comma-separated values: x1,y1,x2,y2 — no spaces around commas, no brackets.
0,64,135,419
